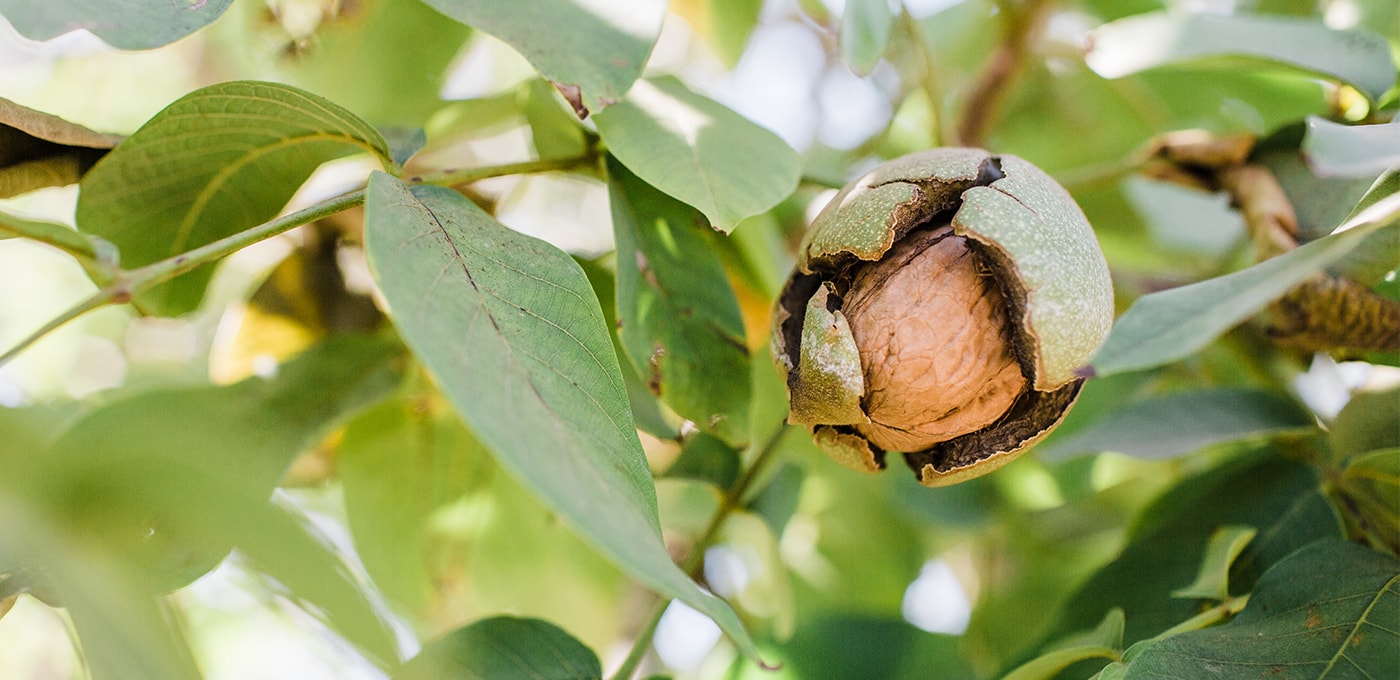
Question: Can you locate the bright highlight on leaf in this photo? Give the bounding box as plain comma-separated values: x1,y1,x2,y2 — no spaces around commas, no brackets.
1303,116,1400,178
0,0,233,49
840,0,895,75
1171,526,1258,601
361,171,760,661
1089,194,1400,376
417,0,665,116
594,76,802,233
1086,12,1397,102
75,81,393,316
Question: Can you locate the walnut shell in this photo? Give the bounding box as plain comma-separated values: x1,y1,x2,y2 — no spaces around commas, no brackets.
771,148,1114,487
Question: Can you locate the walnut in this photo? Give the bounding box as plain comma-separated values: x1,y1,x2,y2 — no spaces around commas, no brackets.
771,149,1114,486
843,225,1027,452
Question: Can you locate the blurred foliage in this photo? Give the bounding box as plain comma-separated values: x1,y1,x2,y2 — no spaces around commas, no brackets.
0,0,1396,679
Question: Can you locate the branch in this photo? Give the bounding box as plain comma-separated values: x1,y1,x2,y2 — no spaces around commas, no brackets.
0,290,111,366
408,153,600,187
954,0,1056,147
0,152,603,366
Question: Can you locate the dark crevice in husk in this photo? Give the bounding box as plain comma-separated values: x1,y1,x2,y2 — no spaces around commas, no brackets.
963,237,1038,386
901,379,1082,476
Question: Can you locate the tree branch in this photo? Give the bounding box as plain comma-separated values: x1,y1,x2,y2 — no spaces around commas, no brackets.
954,0,1056,147
0,152,602,366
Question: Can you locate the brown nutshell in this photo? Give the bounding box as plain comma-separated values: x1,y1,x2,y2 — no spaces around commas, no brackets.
771,148,1115,487
843,224,1026,452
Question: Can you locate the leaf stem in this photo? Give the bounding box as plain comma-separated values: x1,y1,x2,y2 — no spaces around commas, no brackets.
407,150,602,187
608,424,791,680
0,218,98,261
122,189,367,294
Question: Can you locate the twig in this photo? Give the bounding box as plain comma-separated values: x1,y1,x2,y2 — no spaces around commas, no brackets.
407,154,600,187
954,0,1057,147
0,152,601,366
0,290,110,366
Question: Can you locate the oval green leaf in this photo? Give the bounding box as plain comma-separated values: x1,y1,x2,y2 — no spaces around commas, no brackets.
76,81,393,315
0,0,233,49
417,0,664,117
841,0,895,75
340,397,486,613
1089,194,1400,376
1170,526,1258,601
13,335,403,664
361,172,759,660
1038,389,1315,461
593,76,801,233
218,0,471,127
395,616,600,680
1086,12,1397,102
1124,539,1400,679
608,157,752,446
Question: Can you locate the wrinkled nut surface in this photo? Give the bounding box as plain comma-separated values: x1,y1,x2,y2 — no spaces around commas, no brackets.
771,148,1114,487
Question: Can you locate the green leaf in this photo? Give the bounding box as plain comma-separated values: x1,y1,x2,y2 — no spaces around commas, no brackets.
1171,526,1258,601
1086,12,1397,102
0,494,201,680
1124,539,1400,679
1089,193,1400,376
5,336,404,665
841,0,894,75
706,0,764,67
340,397,487,613
11,333,399,591
0,95,118,199
523,79,589,161
1330,385,1400,463
75,81,393,315
781,615,974,680
608,157,752,445
0,210,100,261
575,256,681,441
666,432,741,490
0,0,233,49
1045,449,1343,646
1049,608,1127,652
266,0,470,126
593,76,801,233
361,172,759,660
395,616,600,680
1303,117,1400,179
192,480,402,667
416,0,664,117
1037,389,1315,461
1256,139,1379,244
1004,645,1118,680
1334,448,1400,555
1006,609,1124,680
